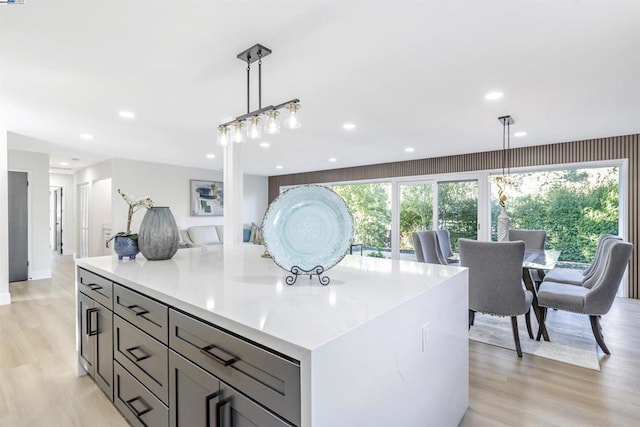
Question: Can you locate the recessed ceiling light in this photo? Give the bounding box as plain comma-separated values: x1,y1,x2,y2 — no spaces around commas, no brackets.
259,142,270,148
119,110,135,119
514,131,527,137
276,165,283,169
485,91,504,100
329,158,337,162
343,123,356,130
60,161,69,166
405,147,415,153
206,153,215,159
80,133,94,140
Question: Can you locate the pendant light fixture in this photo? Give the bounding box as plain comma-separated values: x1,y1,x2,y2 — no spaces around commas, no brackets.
493,115,516,208
217,44,300,146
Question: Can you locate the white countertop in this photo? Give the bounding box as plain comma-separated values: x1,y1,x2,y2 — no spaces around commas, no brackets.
77,244,466,358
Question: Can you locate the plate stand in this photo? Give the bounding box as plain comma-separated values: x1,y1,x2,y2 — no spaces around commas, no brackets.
286,265,330,286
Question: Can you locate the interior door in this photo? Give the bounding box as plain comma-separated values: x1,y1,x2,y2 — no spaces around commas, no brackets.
79,183,89,258
8,171,28,282
55,187,63,254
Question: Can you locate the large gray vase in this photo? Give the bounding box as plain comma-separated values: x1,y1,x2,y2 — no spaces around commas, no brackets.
138,206,179,260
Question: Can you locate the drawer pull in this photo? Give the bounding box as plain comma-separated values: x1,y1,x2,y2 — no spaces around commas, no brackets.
125,396,152,418
126,304,150,317
125,346,151,363
216,398,231,427
86,308,99,336
200,344,238,367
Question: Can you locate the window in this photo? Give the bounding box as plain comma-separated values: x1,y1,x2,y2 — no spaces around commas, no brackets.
490,166,619,264
438,180,478,252
333,182,392,258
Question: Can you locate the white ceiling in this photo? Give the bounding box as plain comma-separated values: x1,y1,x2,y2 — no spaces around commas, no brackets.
1,0,639,177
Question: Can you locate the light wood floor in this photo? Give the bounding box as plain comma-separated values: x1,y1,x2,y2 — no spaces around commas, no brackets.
1,254,640,426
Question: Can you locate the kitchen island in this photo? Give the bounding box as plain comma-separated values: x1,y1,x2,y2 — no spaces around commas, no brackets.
76,244,468,426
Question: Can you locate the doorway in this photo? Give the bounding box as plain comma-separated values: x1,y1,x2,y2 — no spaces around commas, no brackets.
8,171,28,282
50,187,63,254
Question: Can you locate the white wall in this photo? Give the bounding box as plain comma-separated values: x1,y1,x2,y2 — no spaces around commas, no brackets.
1,25,10,304
75,158,268,247
90,178,112,257
8,149,51,280
50,173,75,255
0,129,9,305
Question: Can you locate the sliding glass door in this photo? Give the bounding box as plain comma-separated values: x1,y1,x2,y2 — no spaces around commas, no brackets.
397,179,478,259
333,182,392,258
438,180,478,252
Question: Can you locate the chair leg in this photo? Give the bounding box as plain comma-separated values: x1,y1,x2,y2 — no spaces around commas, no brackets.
511,316,523,358
525,309,534,339
469,310,475,329
590,315,610,355
536,307,548,341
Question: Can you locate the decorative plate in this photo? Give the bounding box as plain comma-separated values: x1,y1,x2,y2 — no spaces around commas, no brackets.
262,185,354,272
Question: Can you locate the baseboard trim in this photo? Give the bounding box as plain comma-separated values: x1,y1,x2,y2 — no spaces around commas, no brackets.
29,270,52,281
0,292,11,305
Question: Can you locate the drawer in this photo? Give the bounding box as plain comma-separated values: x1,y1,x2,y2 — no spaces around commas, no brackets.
114,284,168,344
114,361,168,427
169,309,301,426
114,315,169,405
78,268,113,309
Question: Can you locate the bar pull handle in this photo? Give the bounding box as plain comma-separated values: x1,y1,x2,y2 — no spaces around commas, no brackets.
200,344,238,367
81,277,103,291
126,304,149,317
205,391,220,427
125,396,152,418
86,308,99,336
125,346,151,363
216,398,231,427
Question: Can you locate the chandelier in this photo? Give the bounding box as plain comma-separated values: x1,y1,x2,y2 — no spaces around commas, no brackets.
217,44,300,146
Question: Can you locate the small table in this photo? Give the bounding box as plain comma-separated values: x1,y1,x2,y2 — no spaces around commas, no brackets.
522,249,561,341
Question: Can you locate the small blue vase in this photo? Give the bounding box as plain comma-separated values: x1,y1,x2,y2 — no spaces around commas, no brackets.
114,236,140,260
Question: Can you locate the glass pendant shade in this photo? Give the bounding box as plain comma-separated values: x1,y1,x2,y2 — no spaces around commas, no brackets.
284,102,301,129
217,125,230,146
264,109,280,134
232,121,245,143
247,115,262,140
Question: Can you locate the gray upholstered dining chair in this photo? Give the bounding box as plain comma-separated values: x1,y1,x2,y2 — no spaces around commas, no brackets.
509,229,547,286
536,240,633,355
508,229,546,250
412,231,448,264
411,232,425,263
434,229,460,266
543,234,621,286
459,238,534,357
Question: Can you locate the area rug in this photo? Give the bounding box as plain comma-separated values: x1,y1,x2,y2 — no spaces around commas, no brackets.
469,309,601,371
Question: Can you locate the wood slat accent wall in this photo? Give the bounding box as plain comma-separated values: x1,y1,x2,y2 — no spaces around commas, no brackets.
268,134,640,298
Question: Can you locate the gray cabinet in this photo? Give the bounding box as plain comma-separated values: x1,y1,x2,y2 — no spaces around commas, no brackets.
169,309,300,426
114,361,169,427
218,382,294,427
169,350,220,426
78,276,113,401
114,315,169,405
78,268,301,427
169,350,293,427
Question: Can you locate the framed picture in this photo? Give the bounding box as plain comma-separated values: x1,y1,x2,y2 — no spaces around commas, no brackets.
190,179,224,216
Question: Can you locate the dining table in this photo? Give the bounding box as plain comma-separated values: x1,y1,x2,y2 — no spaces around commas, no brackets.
522,249,561,341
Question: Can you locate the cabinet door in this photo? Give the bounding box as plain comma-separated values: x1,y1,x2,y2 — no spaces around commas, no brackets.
169,350,220,427
78,291,95,377
218,382,294,427
94,302,114,400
